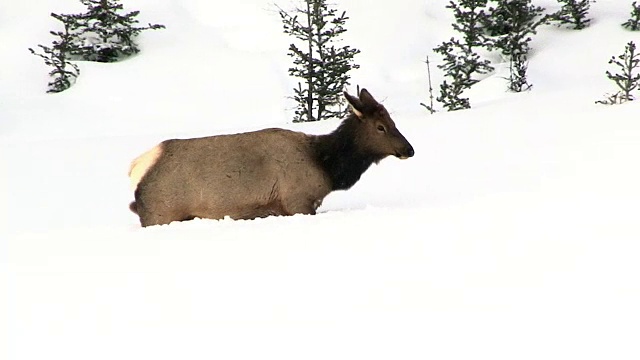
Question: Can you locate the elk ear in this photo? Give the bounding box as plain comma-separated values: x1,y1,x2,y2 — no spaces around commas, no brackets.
358,88,379,108
344,91,364,119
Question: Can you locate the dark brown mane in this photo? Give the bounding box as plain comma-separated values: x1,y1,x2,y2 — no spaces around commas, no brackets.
312,113,385,191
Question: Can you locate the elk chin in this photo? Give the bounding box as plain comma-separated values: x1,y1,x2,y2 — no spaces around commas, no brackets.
395,152,410,160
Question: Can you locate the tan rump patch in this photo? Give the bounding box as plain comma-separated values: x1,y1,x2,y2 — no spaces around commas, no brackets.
128,144,163,190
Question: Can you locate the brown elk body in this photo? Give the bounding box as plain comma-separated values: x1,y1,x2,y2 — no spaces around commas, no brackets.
128,89,414,227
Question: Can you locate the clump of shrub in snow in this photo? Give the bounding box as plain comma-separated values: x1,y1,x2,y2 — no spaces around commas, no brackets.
552,0,592,30
596,41,640,105
29,0,164,93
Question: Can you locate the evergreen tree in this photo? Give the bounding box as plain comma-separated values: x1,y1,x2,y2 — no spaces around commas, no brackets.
449,0,492,48
434,39,493,111
482,1,513,36
553,0,592,30
279,0,360,122
28,22,80,93
30,0,164,92
433,0,493,111
622,1,640,31
485,0,550,92
52,0,165,63
596,41,640,105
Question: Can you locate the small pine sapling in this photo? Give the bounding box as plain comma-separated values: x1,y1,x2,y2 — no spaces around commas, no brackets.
434,39,493,111
622,1,640,31
28,23,80,93
30,0,164,92
485,0,551,92
279,0,360,122
553,0,592,30
596,41,640,105
449,0,492,48
433,0,493,111
52,0,165,63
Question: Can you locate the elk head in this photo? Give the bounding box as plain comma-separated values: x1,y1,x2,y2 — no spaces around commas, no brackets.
344,89,415,160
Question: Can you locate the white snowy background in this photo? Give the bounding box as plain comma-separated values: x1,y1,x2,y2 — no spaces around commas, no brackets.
2,0,639,359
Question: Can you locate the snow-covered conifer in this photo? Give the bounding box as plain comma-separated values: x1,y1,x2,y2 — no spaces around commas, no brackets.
553,0,592,30
52,0,165,63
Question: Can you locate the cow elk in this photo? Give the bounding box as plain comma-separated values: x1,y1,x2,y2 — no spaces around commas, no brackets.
128,88,414,226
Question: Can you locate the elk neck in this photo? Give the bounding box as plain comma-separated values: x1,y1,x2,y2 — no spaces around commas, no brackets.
311,114,384,191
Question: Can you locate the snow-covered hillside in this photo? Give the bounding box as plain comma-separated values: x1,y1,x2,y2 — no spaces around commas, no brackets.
2,1,640,359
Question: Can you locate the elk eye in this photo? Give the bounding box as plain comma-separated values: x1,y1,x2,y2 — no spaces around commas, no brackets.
377,125,387,133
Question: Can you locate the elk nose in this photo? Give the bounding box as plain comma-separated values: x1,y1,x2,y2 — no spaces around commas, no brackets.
406,145,415,158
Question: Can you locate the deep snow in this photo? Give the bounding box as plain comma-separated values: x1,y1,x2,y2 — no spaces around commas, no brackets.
2,0,640,359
